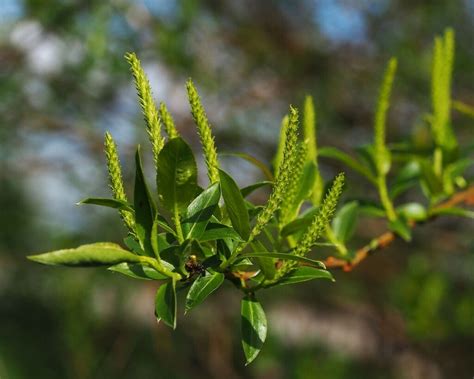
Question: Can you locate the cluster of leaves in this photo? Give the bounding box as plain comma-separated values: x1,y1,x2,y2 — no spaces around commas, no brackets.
28,28,473,364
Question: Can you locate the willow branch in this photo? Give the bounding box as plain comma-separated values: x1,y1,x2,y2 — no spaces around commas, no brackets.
324,185,474,271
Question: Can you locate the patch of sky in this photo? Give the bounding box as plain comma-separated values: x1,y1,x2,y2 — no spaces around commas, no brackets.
0,0,24,25
313,0,369,44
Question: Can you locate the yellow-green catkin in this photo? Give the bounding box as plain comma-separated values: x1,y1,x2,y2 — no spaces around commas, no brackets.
249,106,300,242
274,115,289,177
279,142,307,226
431,28,456,150
125,52,164,165
186,79,219,184
374,57,397,176
269,173,344,284
104,132,135,232
295,172,345,257
159,102,179,139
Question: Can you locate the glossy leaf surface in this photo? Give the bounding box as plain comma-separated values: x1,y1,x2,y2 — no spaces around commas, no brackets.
182,183,221,240
219,169,251,240
134,147,156,256
155,280,177,329
157,137,198,213
241,295,267,365
28,243,140,267
77,197,134,213
185,271,224,313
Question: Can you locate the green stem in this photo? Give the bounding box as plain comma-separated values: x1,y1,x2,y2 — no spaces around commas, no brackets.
140,256,182,281
377,175,397,222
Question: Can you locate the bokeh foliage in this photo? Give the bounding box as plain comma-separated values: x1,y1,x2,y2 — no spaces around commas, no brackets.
1,1,473,378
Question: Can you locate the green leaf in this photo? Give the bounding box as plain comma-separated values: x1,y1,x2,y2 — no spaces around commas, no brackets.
390,161,421,199
151,216,160,258
157,137,199,214
199,223,244,242
185,271,224,313
237,252,326,269
160,241,191,276
134,147,156,256
332,201,359,242
221,152,274,181
420,160,443,197
77,198,134,213
275,266,335,286
155,280,177,329
156,218,177,236
429,207,474,219
252,240,276,279
280,207,319,237
241,295,267,365
108,262,169,280
397,203,427,221
123,235,144,255
182,183,221,240
219,169,251,241
388,219,412,242
319,147,376,183
28,243,141,267
357,201,386,217
241,181,272,198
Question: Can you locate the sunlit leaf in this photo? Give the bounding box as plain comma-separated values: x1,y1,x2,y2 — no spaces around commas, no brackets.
241,295,267,365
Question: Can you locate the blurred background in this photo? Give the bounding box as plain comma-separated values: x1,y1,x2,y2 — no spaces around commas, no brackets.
0,1,473,378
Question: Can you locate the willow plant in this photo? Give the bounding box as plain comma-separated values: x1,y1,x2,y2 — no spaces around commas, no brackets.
28,28,473,365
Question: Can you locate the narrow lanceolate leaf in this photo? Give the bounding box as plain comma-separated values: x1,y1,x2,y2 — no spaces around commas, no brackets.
222,152,274,181
241,181,272,198
275,266,334,286
185,271,224,313
27,243,140,267
219,169,251,241
155,280,177,329
134,147,156,256
429,207,474,219
374,57,397,176
236,252,326,269
318,147,376,183
199,223,244,242
104,132,135,232
159,102,179,138
108,262,168,280
125,52,164,163
186,79,219,183
388,219,412,242
182,183,221,240
241,295,267,365
77,198,134,213
157,137,199,214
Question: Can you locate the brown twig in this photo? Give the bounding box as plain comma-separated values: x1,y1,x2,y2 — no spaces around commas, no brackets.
324,185,474,272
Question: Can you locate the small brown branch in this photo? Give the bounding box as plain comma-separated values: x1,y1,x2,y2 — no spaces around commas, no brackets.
324,185,474,272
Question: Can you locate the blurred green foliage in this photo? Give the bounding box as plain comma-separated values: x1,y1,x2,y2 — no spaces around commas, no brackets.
1,1,473,378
